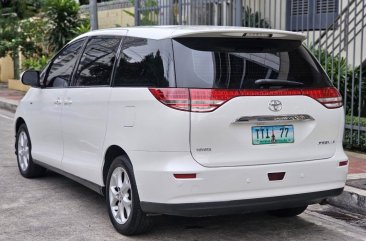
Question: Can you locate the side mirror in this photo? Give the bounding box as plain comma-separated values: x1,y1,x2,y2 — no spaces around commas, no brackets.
21,70,40,87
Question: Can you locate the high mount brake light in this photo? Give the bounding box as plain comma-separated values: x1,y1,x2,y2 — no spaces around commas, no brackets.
149,87,343,112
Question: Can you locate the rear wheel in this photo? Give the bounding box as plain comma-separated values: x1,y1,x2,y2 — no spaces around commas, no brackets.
268,205,308,217
16,124,46,178
106,155,153,235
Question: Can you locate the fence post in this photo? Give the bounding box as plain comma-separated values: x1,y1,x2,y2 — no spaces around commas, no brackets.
135,0,140,26
235,0,242,26
178,0,183,25
89,0,98,30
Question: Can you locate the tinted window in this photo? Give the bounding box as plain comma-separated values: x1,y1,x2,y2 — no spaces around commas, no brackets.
45,39,84,88
173,38,331,89
114,37,174,87
73,37,121,87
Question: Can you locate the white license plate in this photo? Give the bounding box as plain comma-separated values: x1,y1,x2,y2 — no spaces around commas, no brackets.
252,125,294,145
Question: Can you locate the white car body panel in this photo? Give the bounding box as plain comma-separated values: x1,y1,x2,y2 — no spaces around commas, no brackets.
61,87,111,183
190,96,343,167
103,88,190,153
20,88,65,169
129,146,347,204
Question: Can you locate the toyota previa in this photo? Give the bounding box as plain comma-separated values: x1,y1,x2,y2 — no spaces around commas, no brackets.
16,26,348,235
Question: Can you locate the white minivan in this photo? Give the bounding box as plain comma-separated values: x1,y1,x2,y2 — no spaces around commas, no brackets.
16,26,348,235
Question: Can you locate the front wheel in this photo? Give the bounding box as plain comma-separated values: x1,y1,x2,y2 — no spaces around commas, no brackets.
16,124,46,178
106,155,153,235
268,205,308,217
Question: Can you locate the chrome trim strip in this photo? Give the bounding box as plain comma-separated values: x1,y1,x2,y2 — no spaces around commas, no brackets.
234,114,315,124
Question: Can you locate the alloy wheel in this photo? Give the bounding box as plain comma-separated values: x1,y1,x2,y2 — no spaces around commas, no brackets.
17,131,30,172
109,167,133,224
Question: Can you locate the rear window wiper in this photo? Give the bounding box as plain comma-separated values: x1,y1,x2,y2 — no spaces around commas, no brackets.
254,79,304,87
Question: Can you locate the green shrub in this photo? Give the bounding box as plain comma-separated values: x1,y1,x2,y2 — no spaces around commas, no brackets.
344,129,366,151
344,115,366,151
22,55,49,71
43,0,84,51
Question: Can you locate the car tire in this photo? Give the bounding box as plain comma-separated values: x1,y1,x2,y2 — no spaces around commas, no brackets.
16,123,46,178
106,155,153,235
268,205,308,217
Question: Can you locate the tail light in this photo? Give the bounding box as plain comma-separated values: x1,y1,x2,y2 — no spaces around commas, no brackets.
149,87,343,112
189,89,239,112
148,88,189,111
302,87,343,109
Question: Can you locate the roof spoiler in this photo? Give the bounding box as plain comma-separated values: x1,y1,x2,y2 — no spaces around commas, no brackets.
171,29,306,41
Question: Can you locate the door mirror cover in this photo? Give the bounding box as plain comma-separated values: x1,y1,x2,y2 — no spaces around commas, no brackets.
21,70,40,87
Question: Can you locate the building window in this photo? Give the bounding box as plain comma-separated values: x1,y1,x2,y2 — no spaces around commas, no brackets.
286,0,339,31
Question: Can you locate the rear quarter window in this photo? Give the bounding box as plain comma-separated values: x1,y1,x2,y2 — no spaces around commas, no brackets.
113,37,175,87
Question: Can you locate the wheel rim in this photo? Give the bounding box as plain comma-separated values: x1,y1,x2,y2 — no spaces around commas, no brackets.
17,131,30,172
109,167,132,224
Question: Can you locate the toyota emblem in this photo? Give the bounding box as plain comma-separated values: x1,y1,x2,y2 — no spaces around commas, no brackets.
268,100,282,112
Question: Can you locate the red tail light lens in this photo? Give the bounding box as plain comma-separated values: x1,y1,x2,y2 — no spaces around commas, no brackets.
149,88,190,111
302,87,343,109
149,87,342,112
189,89,239,112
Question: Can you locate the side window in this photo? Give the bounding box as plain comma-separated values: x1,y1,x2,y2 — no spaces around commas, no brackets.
73,37,121,87
45,39,84,88
114,37,174,87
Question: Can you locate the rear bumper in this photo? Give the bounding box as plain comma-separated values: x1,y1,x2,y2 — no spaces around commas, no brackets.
129,148,348,211
141,188,343,216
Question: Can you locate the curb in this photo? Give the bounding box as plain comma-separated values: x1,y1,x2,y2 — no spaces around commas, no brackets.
0,97,18,113
327,185,366,215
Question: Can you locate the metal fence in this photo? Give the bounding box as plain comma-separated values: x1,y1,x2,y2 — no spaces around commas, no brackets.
134,0,366,150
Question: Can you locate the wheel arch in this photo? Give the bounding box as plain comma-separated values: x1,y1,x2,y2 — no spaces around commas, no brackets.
103,145,132,188
15,117,26,134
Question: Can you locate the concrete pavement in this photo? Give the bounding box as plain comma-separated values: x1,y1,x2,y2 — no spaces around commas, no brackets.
0,83,23,113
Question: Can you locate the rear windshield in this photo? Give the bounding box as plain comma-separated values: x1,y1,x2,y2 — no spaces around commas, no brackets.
173,38,331,89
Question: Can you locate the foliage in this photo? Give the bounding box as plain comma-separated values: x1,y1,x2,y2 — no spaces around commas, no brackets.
242,6,271,28
346,115,366,127
0,0,42,78
22,55,49,71
344,130,366,151
344,116,366,150
19,18,49,58
1,0,89,77
124,0,158,26
72,19,90,35
43,0,83,52
0,0,41,19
